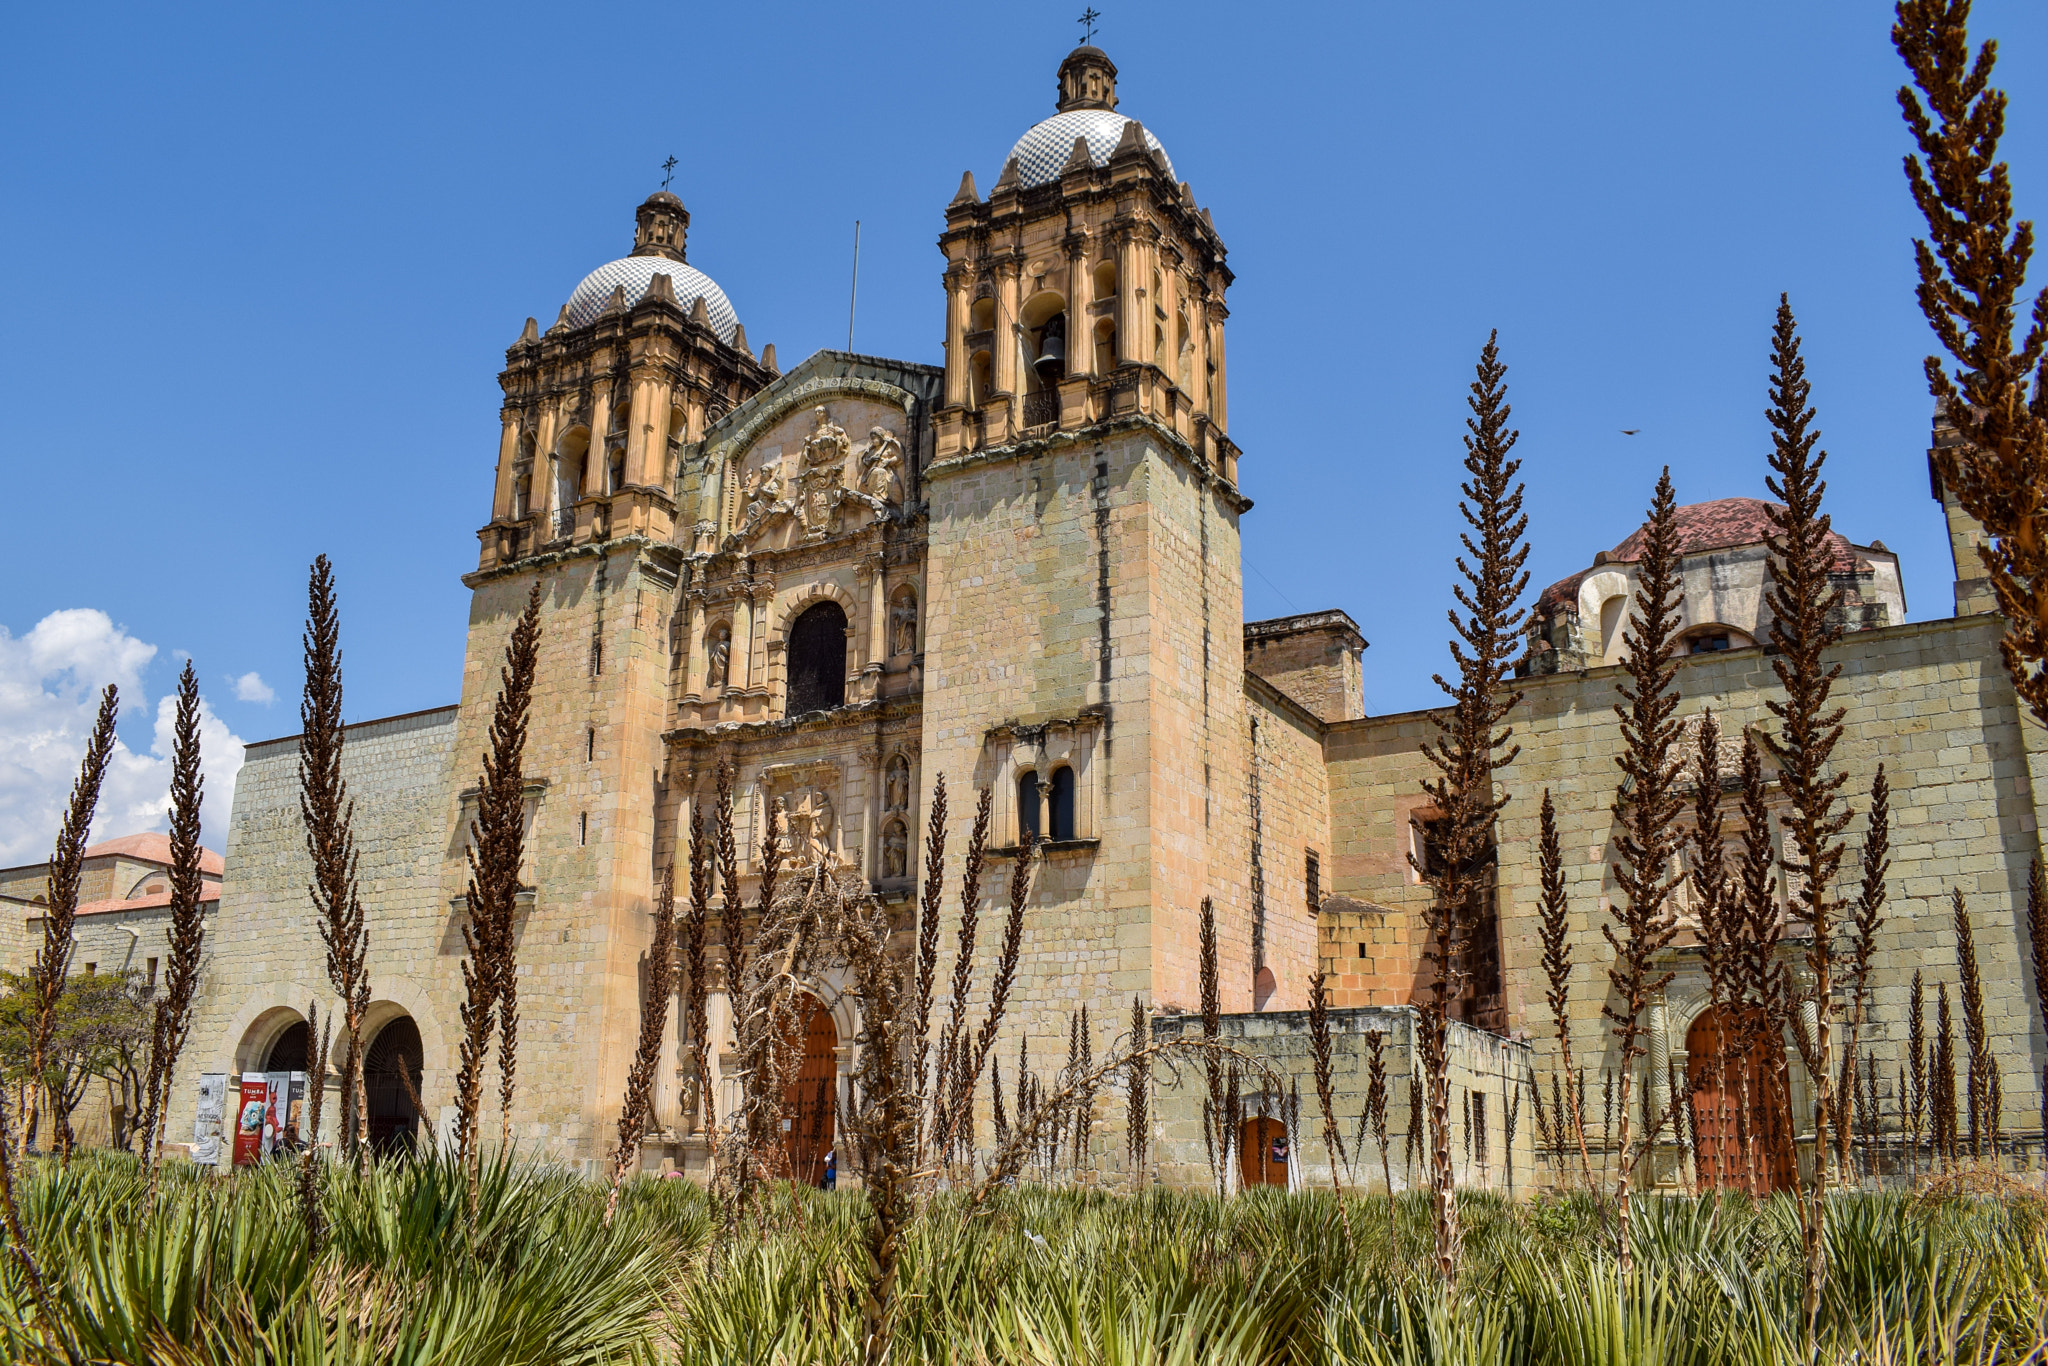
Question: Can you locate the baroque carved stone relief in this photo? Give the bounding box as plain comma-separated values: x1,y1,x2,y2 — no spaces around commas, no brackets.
723,404,905,553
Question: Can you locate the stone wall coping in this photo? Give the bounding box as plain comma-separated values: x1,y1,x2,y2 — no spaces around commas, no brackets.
1244,670,1328,739
1326,610,2003,737
1244,609,1367,650
925,411,1254,515
244,703,460,759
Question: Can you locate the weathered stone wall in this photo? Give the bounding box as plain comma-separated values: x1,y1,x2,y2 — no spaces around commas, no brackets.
1148,1006,1534,1192
176,705,459,1149
1244,614,1365,724
1243,680,1330,1015
1323,612,2048,1151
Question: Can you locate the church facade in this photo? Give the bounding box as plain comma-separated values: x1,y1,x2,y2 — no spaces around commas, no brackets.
167,44,2047,1186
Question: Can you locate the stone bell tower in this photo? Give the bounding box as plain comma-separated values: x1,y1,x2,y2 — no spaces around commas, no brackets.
449,192,772,1158
918,45,1263,1039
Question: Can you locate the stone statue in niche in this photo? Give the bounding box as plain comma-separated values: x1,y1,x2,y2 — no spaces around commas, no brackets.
784,786,837,868
881,820,908,879
889,590,918,657
705,622,731,690
885,755,910,812
858,427,904,507
795,407,856,540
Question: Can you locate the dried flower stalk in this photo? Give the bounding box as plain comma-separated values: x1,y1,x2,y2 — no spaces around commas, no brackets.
1838,767,1890,1171
1951,888,1990,1158
606,863,677,1227
683,800,715,1136
142,663,207,1188
299,557,372,1163
1894,0,2048,723
1536,788,1591,1187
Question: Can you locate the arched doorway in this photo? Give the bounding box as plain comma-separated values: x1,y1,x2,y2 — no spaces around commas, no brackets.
1686,1006,1796,1194
264,1020,310,1072
363,1016,424,1156
781,993,837,1186
1239,1115,1289,1188
786,602,847,715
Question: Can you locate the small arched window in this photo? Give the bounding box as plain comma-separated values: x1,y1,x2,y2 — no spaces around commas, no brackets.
1048,766,1076,842
607,452,626,496
1093,259,1117,302
786,601,848,715
1599,594,1627,662
1017,770,1042,842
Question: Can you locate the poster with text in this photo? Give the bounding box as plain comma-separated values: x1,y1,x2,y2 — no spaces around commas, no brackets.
232,1076,269,1167
192,1072,228,1166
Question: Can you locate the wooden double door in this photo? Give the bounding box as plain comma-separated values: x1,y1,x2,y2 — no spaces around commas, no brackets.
1686,1006,1796,1194
780,993,837,1187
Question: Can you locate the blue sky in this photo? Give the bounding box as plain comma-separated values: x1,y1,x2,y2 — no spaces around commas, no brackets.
2,0,2044,857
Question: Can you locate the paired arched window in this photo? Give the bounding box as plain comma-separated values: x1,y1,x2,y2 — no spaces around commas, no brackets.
786,601,848,715
1019,765,1076,843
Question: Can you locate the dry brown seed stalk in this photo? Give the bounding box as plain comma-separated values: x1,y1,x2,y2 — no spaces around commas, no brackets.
1894,1,2048,725
1604,467,1685,1275
1414,331,1529,1282
1934,982,1958,1167
297,1000,331,1252
299,557,372,1164
683,801,715,1136
716,759,744,1005
1126,996,1148,1185
939,789,992,1161
1951,888,1991,1157
606,863,677,1226
1838,767,1891,1171
1909,970,1928,1177
911,774,947,1154
142,664,207,1186
1199,894,1223,1189
25,684,117,1160
969,828,1035,1089
1536,788,1591,1188
1758,298,1852,1336
1308,972,1346,1190
453,582,542,1166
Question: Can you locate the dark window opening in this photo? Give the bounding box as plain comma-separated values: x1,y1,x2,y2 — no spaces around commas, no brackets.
1357,942,1367,959
365,1016,424,1155
1689,634,1731,654
1048,766,1076,842
579,812,588,846
786,602,848,715
82,962,95,977
1018,771,1042,841
146,957,158,990
1306,849,1321,914
587,727,595,762
590,638,603,676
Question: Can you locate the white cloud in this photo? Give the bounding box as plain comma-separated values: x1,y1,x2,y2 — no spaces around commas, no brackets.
0,610,246,868
229,671,275,704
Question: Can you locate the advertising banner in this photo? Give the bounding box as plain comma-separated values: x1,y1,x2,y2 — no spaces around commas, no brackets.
232,1076,269,1167
192,1072,228,1166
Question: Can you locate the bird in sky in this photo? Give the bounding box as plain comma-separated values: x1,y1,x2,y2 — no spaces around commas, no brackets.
1620,428,1641,436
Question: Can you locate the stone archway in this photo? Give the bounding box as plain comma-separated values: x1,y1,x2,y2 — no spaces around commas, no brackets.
263,1020,310,1071
362,1016,424,1155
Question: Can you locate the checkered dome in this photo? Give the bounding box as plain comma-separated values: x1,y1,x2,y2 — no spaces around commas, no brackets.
1005,109,1173,190
564,256,740,344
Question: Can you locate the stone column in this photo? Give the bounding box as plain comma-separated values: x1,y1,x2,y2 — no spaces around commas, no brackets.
943,266,970,408
748,577,776,699
646,383,675,488
732,566,755,694
622,375,653,488
681,589,706,703
1209,303,1229,429
491,414,520,520
864,555,886,670
586,380,612,497
1115,229,1142,367
993,259,1022,435
532,404,559,525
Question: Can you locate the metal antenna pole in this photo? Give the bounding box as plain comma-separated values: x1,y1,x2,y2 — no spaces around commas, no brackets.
848,220,861,352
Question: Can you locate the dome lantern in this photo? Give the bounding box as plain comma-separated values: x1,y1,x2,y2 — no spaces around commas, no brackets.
1056,46,1118,112
631,191,689,263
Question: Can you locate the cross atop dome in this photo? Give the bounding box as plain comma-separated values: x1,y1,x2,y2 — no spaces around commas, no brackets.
1056,46,1118,112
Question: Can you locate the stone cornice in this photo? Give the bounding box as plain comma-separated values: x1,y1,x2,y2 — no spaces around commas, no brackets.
661,694,923,748
461,533,681,588
925,412,1252,514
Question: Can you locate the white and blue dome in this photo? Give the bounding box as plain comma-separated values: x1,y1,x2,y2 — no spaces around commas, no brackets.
1005,109,1174,190
564,256,740,343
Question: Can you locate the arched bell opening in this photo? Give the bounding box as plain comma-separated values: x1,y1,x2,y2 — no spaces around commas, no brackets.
1021,291,1068,394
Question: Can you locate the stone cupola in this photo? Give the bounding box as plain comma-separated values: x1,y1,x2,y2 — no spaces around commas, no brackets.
632,191,690,262
1057,46,1118,111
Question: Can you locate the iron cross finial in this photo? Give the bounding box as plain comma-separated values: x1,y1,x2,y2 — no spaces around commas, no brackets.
1078,8,1100,44
660,155,678,189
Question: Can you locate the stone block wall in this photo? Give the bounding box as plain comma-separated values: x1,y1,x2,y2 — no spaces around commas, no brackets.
176,705,458,1150
1147,1005,1534,1193
1323,613,2048,1154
